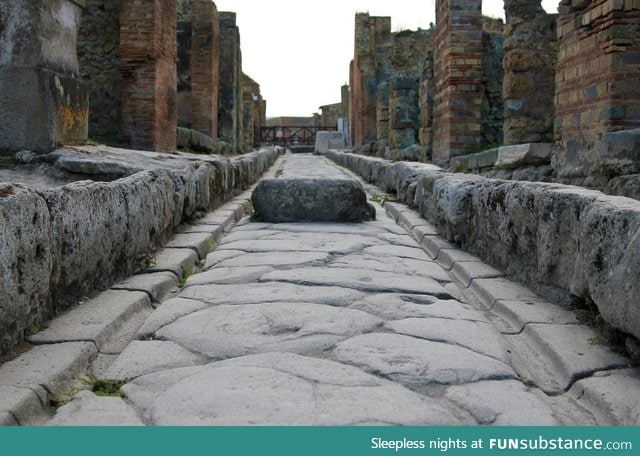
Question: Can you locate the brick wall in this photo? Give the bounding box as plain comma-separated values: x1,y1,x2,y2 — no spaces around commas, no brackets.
555,0,640,148
218,12,243,153
120,0,177,153
242,73,264,149
190,0,219,144
433,0,483,164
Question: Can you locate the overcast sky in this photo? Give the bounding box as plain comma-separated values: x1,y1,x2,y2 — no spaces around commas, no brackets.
213,0,557,118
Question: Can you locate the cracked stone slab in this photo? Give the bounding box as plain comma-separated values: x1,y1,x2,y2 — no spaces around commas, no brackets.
48,391,144,426
328,253,450,282
166,232,219,259
181,224,224,239
184,266,274,286
363,245,432,261
112,272,178,303
350,293,489,322
203,250,245,269
0,342,97,396
105,341,206,381
260,268,452,297
156,303,382,360
567,371,640,425
492,300,579,334
374,233,420,247
180,283,364,307
137,298,209,339
410,225,439,243
450,262,504,288
264,222,386,235
420,236,457,260
332,333,516,388
217,251,331,268
27,290,151,349
445,380,560,425
385,318,510,363
143,248,200,277
437,250,484,271
220,237,372,254
220,229,283,244
0,412,17,426
508,324,632,395
470,278,545,310
0,386,48,425
122,352,462,425
194,212,237,231
365,220,407,235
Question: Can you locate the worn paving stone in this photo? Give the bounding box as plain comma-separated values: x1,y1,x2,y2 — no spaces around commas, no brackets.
492,300,579,334
451,262,504,287
0,412,17,426
332,333,516,388
217,251,331,268
385,318,510,363
0,386,47,425
260,268,452,297
445,380,560,425
328,253,450,282
137,298,209,339
0,342,97,396
220,229,283,244
156,303,382,360
350,293,489,322
410,225,439,243
220,237,371,254
470,278,545,310
185,266,274,286
105,341,206,381
112,272,178,303
203,250,245,269
144,248,200,277
27,290,151,349
263,222,387,235
180,283,364,307
48,391,144,426
363,245,432,261
567,371,640,425
375,233,420,247
420,236,457,260
166,232,219,259
123,352,463,425
437,250,483,271
180,224,224,238
194,212,236,231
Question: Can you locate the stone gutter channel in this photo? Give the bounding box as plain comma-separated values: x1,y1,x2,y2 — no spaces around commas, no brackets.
0,152,638,425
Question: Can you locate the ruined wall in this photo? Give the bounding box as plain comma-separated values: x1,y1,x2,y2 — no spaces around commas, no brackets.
77,0,122,142
319,103,342,128
433,0,483,164
242,73,264,150
120,0,177,153
191,0,220,144
553,0,640,181
376,82,390,150
419,52,436,157
349,13,391,147
0,0,88,152
218,12,243,153
481,20,505,148
177,20,192,127
503,0,557,145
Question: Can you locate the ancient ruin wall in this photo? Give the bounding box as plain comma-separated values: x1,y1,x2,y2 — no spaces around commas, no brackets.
503,0,557,145
191,0,220,143
433,0,483,164
120,0,177,153
481,20,506,148
242,73,264,150
218,12,244,153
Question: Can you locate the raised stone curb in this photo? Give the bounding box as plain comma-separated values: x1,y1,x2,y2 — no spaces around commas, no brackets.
143,248,199,278
112,272,178,304
166,232,219,259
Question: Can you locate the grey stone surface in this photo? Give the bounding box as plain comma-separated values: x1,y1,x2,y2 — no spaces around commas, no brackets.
156,303,382,359
123,353,462,425
0,342,97,395
470,278,544,310
27,290,151,349
185,266,274,286
314,131,347,154
137,298,209,339
0,386,48,425
437,249,483,270
451,262,504,287
166,232,219,259
328,253,450,282
386,318,510,363
445,380,560,425
218,235,378,254
492,299,579,333
105,341,206,381
203,250,245,269
0,412,18,426
144,248,200,278
362,244,432,261
252,178,375,223
217,251,331,268
48,391,144,426
332,333,516,388
495,143,555,169
112,272,178,303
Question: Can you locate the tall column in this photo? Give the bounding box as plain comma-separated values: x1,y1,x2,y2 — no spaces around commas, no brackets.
218,12,243,153
0,0,88,152
190,0,219,145
433,0,483,164
120,0,177,153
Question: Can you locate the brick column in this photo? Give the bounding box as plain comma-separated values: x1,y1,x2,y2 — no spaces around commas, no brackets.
190,0,219,145
433,0,483,164
503,0,557,145
218,12,243,153
0,0,89,152
120,0,177,153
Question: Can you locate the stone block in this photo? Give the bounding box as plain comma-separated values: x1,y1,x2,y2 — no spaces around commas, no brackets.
495,143,555,169
314,131,348,154
252,179,375,223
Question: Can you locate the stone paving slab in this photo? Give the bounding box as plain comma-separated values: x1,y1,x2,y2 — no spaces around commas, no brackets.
327,253,451,282
185,266,275,286
48,391,145,426
143,248,200,277
216,251,331,268
450,261,505,287
112,272,178,304
166,232,219,259
492,299,579,334
0,386,48,425
136,298,209,339
27,290,151,350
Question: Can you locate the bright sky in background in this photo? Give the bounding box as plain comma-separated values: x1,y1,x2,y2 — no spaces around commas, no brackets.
213,0,558,118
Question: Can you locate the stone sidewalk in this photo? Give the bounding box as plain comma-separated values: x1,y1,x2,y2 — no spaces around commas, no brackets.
1,154,639,425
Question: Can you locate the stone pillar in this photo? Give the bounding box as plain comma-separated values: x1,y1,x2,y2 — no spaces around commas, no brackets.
0,0,89,152
77,0,122,143
503,0,557,145
419,51,436,157
341,84,350,119
555,0,640,148
433,0,483,164
350,13,391,147
120,0,177,153
242,73,263,151
218,12,243,153
190,0,219,145
376,82,390,151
